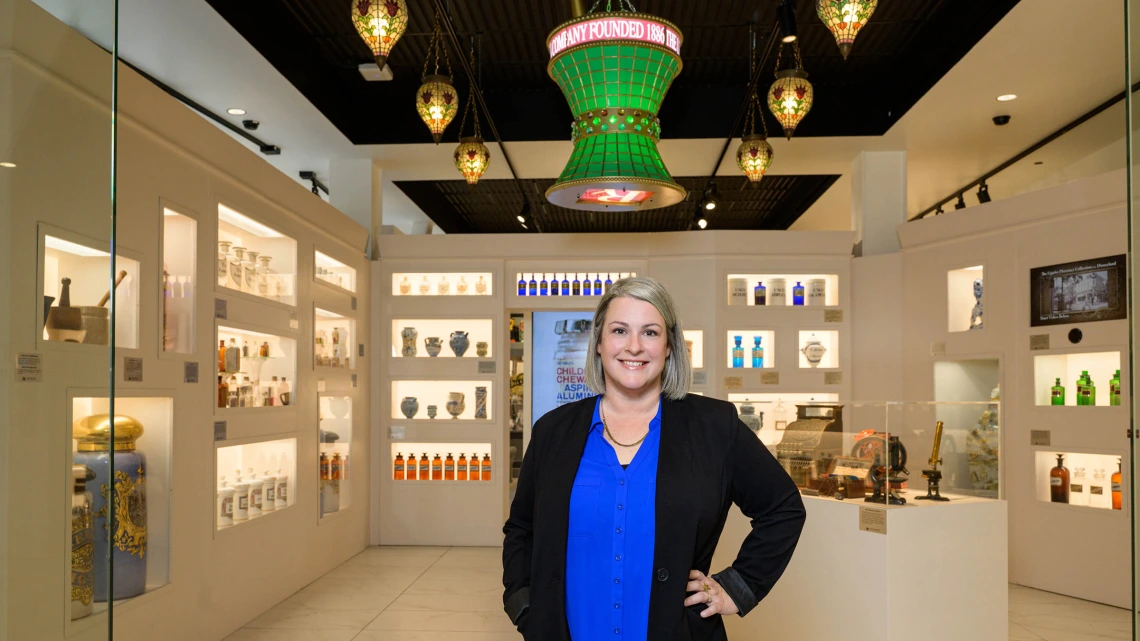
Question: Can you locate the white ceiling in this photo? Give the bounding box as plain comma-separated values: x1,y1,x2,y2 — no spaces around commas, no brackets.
31,0,1130,233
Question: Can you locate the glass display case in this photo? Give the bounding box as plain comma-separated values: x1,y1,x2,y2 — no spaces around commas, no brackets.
314,307,356,370
947,265,985,332
390,380,493,420
1033,351,1123,407
69,396,173,619
1035,451,1123,511
683,330,704,369
391,319,493,359
389,442,494,482
217,204,297,306
215,438,297,530
727,393,840,446
41,227,141,349
725,330,774,369
319,395,353,517
513,271,637,297
216,325,297,410
797,330,839,369
725,273,839,307
314,249,357,293
161,207,197,354
392,272,493,297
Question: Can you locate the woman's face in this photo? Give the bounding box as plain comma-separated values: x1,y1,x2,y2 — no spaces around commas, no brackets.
597,296,671,397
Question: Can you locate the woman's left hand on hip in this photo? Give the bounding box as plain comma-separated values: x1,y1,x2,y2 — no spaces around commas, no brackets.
685,570,739,618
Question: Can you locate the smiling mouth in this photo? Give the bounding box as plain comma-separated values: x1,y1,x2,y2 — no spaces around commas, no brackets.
619,359,648,369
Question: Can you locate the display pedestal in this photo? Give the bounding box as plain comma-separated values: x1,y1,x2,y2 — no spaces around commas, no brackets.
714,493,1008,641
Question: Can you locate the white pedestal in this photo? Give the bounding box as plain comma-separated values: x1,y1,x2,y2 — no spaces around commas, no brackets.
713,492,1008,641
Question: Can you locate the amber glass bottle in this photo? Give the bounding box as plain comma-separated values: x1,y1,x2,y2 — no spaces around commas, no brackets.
431,454,443,481
394,453,405,481
218,340,227,372
419,454,430,480
1113,457,1123,510
481,454,492,481
457,454,468,481
406,454,417,480
217,375,228,409
1050,454,1070,503
331,453,342,480
319,453,329,481
444,453,455,481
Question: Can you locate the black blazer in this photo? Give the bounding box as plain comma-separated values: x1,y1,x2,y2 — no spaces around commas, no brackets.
503,394,806,641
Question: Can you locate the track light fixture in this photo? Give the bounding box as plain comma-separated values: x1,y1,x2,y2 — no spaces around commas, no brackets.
517,201,532,229
778,0,798,43
955,194,967,210
935,204,944,215
692,210,708,229
976,182,992,204
700,182,720,211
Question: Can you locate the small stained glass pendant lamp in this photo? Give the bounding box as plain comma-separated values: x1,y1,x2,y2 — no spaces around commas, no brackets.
352,0,409,68
817,0,877,60
416,11,458,144
767,40,814,140
736,35,774,184
453,47,491,186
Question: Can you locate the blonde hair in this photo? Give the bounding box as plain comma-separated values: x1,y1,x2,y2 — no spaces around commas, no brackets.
585,276,691,400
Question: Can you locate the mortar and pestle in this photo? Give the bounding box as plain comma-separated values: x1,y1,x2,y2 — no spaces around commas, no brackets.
45,271,128,344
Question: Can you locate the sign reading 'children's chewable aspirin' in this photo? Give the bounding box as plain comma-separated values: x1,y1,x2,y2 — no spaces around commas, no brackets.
548,16,682,58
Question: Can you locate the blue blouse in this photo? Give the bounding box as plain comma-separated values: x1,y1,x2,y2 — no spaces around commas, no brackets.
566,396,662,640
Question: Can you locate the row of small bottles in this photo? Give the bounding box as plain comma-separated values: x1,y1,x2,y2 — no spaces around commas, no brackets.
728,278,827,306
162,266,193,353
315,328,349,368
316,266,349,290
1049,454,1122,509
219,374,291,408
217,468,290,527
219,337,271,373
517,273,631,297
217,241,290,300
731,336,765,368
1050,369,1121,406
319,452,349,480
398,275,489,296
393,453,492,481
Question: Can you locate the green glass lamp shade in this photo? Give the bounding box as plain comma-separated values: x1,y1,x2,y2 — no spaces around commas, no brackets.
545,13,687,211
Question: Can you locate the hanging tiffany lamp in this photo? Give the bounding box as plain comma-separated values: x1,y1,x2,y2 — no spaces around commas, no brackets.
352,0,409,68
453,48,491,186
736,36,774,184
416,11,458,144
544,1,686,211
767,41,814,140
816,0,878,59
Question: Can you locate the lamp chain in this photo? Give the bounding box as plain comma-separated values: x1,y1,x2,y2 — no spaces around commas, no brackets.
458,46,482,139
588,0,637,14
421,10,453,79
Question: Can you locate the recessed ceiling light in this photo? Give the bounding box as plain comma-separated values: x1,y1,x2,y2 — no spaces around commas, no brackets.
996,94,1017,102
0,162,16,168
227,108,247,115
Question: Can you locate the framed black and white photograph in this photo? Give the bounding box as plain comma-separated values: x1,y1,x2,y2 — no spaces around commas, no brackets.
1030,254,1127,327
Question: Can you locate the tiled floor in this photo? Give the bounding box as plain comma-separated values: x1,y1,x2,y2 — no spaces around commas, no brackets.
225,546,1132,641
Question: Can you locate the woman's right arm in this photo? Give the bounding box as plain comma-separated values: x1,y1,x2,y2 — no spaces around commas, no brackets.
502,423,540,626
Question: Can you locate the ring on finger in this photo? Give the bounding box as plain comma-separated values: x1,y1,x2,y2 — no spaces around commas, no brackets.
706,590,712,604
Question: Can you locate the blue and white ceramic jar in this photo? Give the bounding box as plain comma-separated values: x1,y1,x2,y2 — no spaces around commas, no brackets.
449,331,470,357
400,397,419,419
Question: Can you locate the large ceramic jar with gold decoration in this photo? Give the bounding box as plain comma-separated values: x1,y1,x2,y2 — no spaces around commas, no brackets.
72,414,147,602
70,464,95,619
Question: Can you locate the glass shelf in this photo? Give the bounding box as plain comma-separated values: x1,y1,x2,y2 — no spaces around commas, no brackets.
319,395,353,517
391,380,493,420
162,207,197,354
314,307,356,370
947,265,984,333
798,330,839,369
42,231,140,349
683,330,704,369
1035,451,1122,511
217,204,298,306
392,319,493,359
513,272,637,297
725,330,775,369
726,273,839,307
1032,351,1122,407
390,443,494,482
216,438,297,530
216,325,297,409
315,250,356,293
393,272,492,297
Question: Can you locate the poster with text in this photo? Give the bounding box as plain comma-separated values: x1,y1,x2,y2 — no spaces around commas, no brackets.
531,311,597,423
1030,254,1127,327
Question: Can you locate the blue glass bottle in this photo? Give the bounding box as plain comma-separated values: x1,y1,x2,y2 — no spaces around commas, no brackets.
604,273,613,293
539,274,549,296
528,274,537,297
561,274,570,296
583,274,593,296
572,274,582,296
754,281,766,306
517,274,527,296
752,336,764,368
792,281,805,306
594,273,603,295
732,336,744,368
551,273,560,297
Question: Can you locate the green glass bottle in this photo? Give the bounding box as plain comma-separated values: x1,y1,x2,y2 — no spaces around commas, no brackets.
1050,378,1065,406
1110,369,1121,406
1076,371,1090,406
1081,372,1096,406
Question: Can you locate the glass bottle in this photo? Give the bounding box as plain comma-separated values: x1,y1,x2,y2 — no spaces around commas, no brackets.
217,240,232,288
393,453,404,481
457,453,468,481
792,281,805,305
406,454,417,481
528,273,538,297
268,376,279,407
444,453,455,481
476,275,487,294
1050,378,1065,406
773,399,788,430
260,341,270,357
275,469,289,508
583,274,594,296
228,246,246,291
257,255,273,298
572,274,582,296
431,454,443,480
418,454,430,481
1069,467,1088,507
470,455,482,481
218,340,227,373
561,274,571,296
593,273,603,295
1091,468,1110,509
604,273,613,293
539,274,549,296
732,336,744,369
242,340,249,358
1049,454,1070,503
1083,373,1096,406
278,377,291,406
217,374,228,409
481,454,492,481
517,274,526,296
419,276,431,295
331,454,342,481
400,275,412,295
1113,458,1122,510
551,273,561,297
752,336,764,369
1111,369,1121,406
1076,370,1090,406
754,281,766,306
226,338,241,373
243,250,260,294
457,276,468,294
437,276,449,295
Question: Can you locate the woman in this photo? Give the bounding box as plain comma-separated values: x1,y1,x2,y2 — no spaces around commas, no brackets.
503,276,806,641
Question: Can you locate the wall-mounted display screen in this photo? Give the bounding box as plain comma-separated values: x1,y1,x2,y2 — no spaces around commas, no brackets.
1030,254,1127,326
531,311,597,423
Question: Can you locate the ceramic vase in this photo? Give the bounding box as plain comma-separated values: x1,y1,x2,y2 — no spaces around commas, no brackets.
446,392,466,419
475,276,487,294
801,340,827,368
70,464,95,619
806,279,827,306
427,405,438,419
400,397,419,419
399,276,411,295
738,403,762,433
401,327,418,357
450,331,470,357
476,341,489,357
475,386,488,419
424,337,442,357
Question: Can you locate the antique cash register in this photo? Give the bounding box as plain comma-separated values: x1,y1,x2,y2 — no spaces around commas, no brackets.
775,403,844,487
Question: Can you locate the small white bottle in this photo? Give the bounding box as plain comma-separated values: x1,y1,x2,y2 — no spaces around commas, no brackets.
218,477,235,528
1070,467,1089,507
261,470,277,513
247,469,264,518
275,469,289,509
232,471,250,522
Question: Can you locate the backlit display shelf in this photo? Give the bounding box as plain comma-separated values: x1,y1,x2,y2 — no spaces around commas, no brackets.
1033,351,1122,407
162,208,197,355
725,330,775,369
389,442,495,483
216,204,298,306
392,319,494,359
42,230,141,349
726,273,839,307
391,380,493,421
947,265,985,333
319,395,353,518
513,272,637,297
315,249,357,293
1034,450,1122,512
393,272,493,297
216,325,297,411
314,307,356,370
683,330,704,369
216,438,297,530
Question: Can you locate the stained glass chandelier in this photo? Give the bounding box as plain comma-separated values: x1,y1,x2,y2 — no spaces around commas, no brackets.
767,40,813,140
352,0,409,68
817,0,877,59
454,47,491,186
544,0,686,211
416,11,458,144
737,37,774,184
